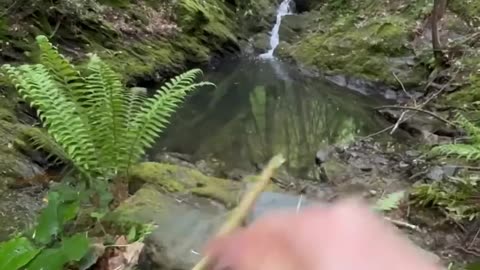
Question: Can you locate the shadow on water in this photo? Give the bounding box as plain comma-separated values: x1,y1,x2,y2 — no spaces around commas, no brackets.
152,57,393,176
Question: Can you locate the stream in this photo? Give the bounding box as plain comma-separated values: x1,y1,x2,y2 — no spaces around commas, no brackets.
154,57,393,177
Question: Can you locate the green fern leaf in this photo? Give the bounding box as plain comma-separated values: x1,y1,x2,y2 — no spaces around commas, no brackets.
374,191,405,212
84,54,126,173
3,64,98,175
18,126,68,165
456,114,480,144
431,144,480,161
124,68,213,168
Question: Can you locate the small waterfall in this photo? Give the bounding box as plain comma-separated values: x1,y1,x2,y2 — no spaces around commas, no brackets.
259,0,293,59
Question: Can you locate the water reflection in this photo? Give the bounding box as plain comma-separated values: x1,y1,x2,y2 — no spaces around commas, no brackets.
154,58,389,176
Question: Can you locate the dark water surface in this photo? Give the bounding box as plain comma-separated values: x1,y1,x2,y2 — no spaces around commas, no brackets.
153,58,391,175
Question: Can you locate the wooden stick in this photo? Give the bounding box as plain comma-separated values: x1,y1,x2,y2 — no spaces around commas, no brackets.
191,154,286,270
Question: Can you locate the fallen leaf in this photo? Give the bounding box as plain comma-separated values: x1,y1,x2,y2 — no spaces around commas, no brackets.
124,242,144,266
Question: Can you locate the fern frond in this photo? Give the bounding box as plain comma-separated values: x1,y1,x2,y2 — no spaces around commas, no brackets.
19,126,68,165
124,68,213,168
2,64,98,174
374,191,405,212
35,36,85,98
456,114,480,144
84,54,126,173
431,144,480,161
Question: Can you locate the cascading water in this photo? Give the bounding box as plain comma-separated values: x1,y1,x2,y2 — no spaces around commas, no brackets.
259,0,293,59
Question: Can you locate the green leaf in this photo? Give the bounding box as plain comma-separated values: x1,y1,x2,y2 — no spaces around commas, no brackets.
61,233,90,261
127,226,137,243
0,237,41,270
374,191,405,212
27,248,67,270
33,192,61,244
58,200,80,224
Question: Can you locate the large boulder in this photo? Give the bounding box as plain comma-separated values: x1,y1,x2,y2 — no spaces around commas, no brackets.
108,187,229,270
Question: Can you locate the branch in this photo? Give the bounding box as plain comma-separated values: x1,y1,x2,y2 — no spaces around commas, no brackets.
191,154,286,270
375,105,456,126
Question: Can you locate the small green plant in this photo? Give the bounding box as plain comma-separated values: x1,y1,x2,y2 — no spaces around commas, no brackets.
411,176,480,221
0,187,89,270
2,35,213,181
431,114,480,161
374,190,405,212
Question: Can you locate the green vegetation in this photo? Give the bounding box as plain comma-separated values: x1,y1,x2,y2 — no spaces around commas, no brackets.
2,35,211,181
431,114,480,161
0,186,89,270
0,35,211,269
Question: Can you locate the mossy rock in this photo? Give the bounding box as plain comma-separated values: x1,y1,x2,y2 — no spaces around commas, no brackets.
252,33,271,53
106,186,228,269
286,10,426,87
128,162,244,208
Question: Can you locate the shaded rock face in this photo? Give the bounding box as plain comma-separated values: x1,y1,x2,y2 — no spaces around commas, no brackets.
0,100,46,190
0,96,46,239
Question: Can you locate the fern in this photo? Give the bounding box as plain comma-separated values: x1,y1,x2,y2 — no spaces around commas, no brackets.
124,69,213,169
431,114,480,161
374,191,405,212
2,35,212,180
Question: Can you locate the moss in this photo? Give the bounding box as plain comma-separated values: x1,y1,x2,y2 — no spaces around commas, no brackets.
0,108,16,123
288,11,423,86
176,0,237,43
106,186,168,229
449,0,480,26
128,162,244,207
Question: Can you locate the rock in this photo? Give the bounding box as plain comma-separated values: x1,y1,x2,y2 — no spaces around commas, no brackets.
441,165,459,178
0,120,46,190
0,186,44,241
374,156,389,165
281,14,308,32
273,41,292,59
153,152,196,169
315,147,332,165
108,187,229,270
246,191,316,224
128,162,244,208
406,150,420,157
426,166,444,181
384,89,397,100
252,33,271,54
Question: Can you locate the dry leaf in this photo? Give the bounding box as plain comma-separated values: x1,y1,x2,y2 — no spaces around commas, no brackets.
124,242,144,266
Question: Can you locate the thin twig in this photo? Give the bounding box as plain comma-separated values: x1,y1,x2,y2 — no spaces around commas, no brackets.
392,72,416,106
468,226,480,249
191,155,286,270
375,105,456,126
390,111,407,135
384,217,423,232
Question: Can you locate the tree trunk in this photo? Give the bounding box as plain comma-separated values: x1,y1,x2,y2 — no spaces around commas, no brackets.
432,0,447,65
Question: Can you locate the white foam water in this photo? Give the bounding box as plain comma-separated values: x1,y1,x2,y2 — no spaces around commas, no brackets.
259,0,293,59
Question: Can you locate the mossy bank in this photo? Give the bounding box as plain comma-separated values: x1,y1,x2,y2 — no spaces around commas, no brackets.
274,0,480,94
0,0,279,81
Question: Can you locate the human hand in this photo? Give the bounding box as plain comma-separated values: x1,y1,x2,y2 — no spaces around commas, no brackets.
205,198,442,270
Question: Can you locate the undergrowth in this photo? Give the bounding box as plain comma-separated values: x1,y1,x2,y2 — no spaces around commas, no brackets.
412,114,480,221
